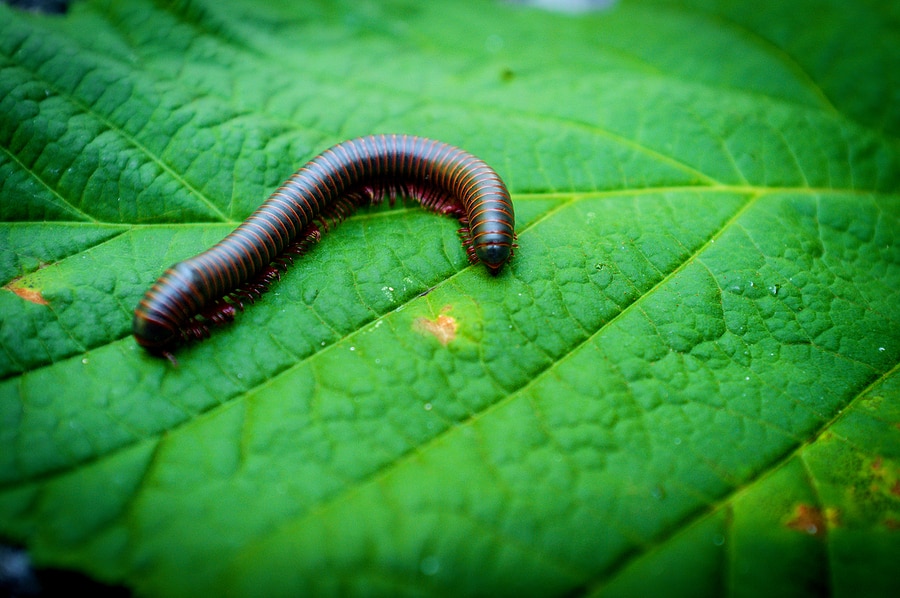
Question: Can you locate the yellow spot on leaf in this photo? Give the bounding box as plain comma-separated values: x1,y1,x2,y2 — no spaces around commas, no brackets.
415,309,458,346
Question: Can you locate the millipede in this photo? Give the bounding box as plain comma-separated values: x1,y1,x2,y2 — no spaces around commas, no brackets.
132,134,516,362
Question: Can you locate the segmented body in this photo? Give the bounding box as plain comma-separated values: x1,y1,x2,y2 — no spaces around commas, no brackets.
133,134,515,359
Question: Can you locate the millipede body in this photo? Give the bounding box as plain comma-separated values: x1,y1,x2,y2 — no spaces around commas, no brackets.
133,134,515,360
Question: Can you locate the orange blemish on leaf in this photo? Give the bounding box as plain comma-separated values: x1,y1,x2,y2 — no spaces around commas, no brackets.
4,279,49,305
415,307,458,345
786,504,828,538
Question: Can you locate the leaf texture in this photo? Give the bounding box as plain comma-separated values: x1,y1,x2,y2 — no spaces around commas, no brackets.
0,0,898,596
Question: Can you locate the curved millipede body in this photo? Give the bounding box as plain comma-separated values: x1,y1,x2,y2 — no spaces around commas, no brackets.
133,134,515,360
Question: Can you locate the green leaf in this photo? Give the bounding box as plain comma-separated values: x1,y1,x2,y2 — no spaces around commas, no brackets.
1,0,899,596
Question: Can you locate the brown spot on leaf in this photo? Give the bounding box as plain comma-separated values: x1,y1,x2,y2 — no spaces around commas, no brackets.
415,307,457,346
4,279,49,305
786,504,827,538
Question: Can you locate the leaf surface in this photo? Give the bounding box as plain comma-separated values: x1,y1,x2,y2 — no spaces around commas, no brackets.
1,0,898,596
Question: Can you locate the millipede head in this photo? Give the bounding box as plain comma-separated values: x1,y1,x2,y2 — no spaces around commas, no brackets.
476,242,513,275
